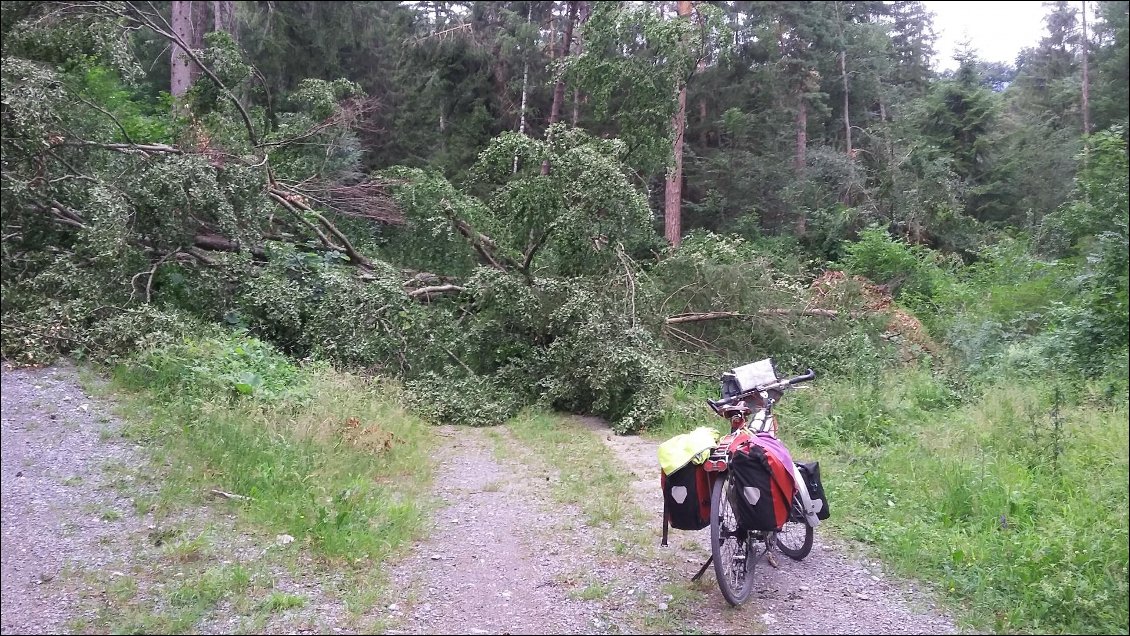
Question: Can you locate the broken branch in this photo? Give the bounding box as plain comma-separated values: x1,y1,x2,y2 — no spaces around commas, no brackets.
407,284,466,300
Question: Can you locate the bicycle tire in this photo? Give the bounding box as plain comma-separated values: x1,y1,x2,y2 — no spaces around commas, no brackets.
775,493,814,560
710,474,755,606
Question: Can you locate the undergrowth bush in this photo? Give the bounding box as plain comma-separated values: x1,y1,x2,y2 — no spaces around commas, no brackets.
405,370,522,428
117,332,308,402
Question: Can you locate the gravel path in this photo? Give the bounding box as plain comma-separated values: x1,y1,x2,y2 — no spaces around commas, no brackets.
0,363,354,635
1,363,962,635
381,426,620,634
1,362,150,634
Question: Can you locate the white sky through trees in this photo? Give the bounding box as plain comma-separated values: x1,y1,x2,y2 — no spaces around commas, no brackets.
922,0,1083,71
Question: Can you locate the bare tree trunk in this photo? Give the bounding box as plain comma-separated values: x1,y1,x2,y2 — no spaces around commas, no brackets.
1082,0,1091,137
794,95,807,173
664,0,693,247
212,0,236,39
546,2,578,128
665,84,688,246
571,2,590,127
879,96,897,223
170,1,207,98
794,94,808,236
514,7,532,173
542,1,579,175
835,2,851,157
841,50,851,156
517,62,530,137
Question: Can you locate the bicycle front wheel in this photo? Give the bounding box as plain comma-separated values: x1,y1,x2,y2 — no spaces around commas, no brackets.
710,474,755,606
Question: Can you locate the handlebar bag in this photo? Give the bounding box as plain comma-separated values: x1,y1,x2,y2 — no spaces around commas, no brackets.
721,358,780,398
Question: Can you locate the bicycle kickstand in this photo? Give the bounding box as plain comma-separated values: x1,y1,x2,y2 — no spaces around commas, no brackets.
690,556,713,582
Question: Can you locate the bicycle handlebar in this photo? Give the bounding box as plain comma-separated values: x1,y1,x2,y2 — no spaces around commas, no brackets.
706,368,816,414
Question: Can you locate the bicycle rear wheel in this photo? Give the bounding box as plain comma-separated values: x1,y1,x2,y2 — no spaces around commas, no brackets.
710,474,755,606
775,493,814,560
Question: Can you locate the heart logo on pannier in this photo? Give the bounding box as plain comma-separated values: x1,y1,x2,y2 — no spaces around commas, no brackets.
671,486,688,504
742,486,761,505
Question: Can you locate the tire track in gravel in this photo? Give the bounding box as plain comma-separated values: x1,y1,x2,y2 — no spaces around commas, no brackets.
379,425,633,635
578,416,961,635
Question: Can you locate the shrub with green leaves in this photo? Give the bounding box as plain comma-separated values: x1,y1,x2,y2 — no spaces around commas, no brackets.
839,226,956,309
119,332,306,402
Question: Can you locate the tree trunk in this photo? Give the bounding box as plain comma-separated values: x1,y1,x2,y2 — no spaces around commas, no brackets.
794,94,808,236
1082,0,1091,137
794,95,807,173
170,1,209,99
571,1,590,127
665,79,688,247
542,1,579,175
514,8,531,173
546,2,578,128
517,61,530,136
664,0,693,248
879,96,897,223
212,1,236,39
841,49,851,156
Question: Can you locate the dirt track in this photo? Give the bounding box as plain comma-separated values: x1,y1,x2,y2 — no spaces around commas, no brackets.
1,363,960,634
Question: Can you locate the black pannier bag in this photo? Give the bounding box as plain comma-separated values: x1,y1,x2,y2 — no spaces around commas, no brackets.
728,442,792,531
797,461,831,520
662,462,713,531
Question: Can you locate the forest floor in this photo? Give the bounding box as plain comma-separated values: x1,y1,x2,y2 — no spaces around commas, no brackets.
1,362,960,635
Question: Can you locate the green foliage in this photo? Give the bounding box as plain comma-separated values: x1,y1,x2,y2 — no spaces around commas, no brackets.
781,371,1129,634
839,226,956,311
73,64,172,142
1040,128,1130,254
472,127,658,275
188,31,254,117
3,3,1129,631
1038,130,1129,375
453,269,671,433
792,384,903,448
932,237,1072,375
118,332,306,402
567,1,731,174
1,2,141,82
405,371,521,428
378,166,493,277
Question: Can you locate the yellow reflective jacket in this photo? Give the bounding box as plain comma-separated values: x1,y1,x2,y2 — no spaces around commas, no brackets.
658,427,720,476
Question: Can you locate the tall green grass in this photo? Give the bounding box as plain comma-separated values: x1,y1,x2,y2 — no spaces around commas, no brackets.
111,332,434,563
773,369,1129,634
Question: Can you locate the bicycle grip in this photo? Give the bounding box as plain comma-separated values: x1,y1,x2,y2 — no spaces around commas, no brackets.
787,369,816,385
